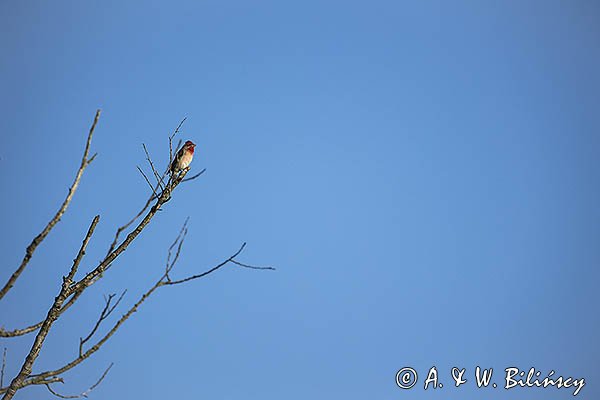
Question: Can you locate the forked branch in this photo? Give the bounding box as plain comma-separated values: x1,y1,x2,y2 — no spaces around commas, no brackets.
79,292,126,357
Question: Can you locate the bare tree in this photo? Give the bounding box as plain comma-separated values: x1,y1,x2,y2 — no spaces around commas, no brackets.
0,110,274,399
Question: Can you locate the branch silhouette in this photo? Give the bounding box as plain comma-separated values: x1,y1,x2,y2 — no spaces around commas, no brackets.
0,111,273,400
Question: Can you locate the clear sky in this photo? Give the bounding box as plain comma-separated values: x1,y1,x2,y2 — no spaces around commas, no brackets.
1,1,599,399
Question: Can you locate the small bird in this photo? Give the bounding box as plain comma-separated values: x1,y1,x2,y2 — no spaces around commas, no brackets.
171,140,196,174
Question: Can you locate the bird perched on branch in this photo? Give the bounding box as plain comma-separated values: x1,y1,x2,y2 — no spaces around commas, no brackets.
171,140,196,174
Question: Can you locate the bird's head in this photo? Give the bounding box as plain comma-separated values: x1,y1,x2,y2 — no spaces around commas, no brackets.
184,140,196,153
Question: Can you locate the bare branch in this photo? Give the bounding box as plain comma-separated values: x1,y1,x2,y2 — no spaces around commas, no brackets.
165,218,189,281
169,117,187,171
1,216,100,400
181,168,207,183
164,243,249,285
46,385,78,400
79,291,126,357
22,233,271,389
0,290,83,338
0,110,101,301
162,241,275,285
1,348,5,388
0,324,41,338
142,143,165,193
170,117,187,140
136,166,159,199
229,260,276,271
82,363,113,396
69,217,100,282
0,376,63,393
45,363,113,399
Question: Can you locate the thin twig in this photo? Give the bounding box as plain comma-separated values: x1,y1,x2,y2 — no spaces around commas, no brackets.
230,260,276,270
136,166,159,199
161,243,249,285
162,242,275,286
165,218,189,281
142,143,164,193
82,363,113,395
169,118,186,153
79,291,126,357
166,231,186,277
45,363,113,399
0,110,100,301
169,117,186,172
171,117,187,140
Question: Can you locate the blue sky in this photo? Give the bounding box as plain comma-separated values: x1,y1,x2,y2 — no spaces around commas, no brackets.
1,1,599,399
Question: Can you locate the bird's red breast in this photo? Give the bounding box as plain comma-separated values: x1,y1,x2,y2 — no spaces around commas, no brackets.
171,140,196,173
